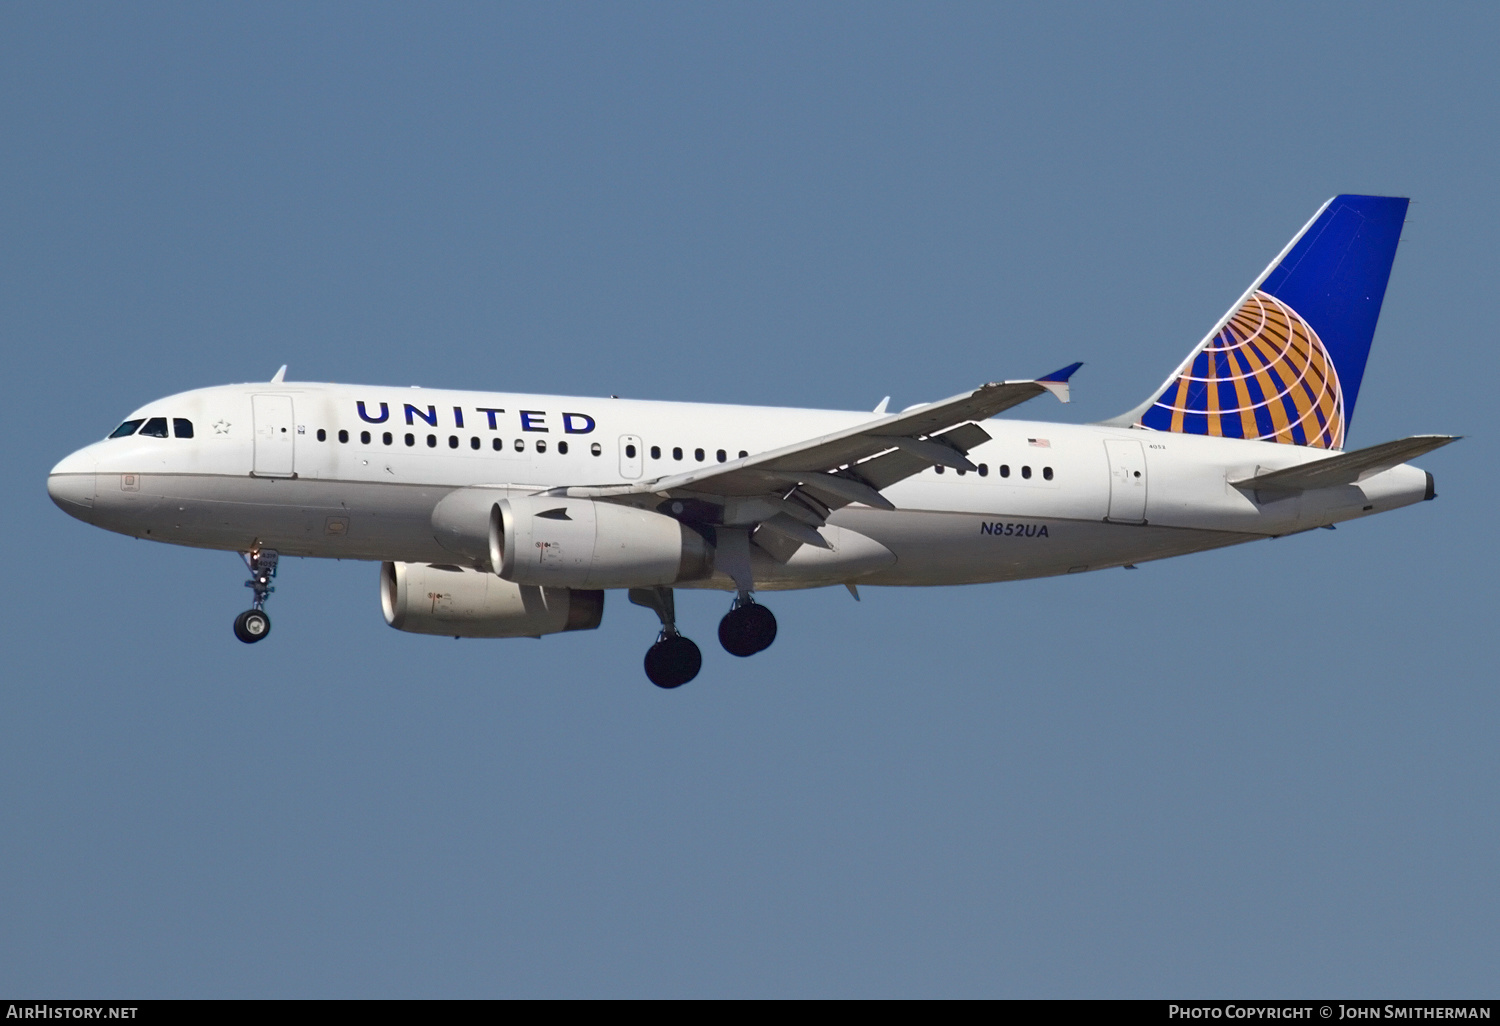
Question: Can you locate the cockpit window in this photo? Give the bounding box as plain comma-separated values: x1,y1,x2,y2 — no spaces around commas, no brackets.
173,418,194,438
109,419,145,438
139,417,169,438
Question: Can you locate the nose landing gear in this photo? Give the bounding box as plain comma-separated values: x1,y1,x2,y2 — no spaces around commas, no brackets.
630,587,702,688
718,594,776,657
233,547,279,644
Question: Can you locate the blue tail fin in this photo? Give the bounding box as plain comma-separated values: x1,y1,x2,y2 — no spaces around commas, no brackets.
1133,195,1408,449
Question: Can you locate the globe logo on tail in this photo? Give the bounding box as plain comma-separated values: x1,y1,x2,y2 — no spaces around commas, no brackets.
1140,290,1345,449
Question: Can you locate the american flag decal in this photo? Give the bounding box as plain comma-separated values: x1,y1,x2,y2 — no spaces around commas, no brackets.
1028,438,1050,448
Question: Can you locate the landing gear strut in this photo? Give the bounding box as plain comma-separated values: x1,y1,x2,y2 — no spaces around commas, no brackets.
234,547,279,644
630,587,701,689
718,593,776,657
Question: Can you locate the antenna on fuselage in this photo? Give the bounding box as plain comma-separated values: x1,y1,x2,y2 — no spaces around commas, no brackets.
270,365,287,383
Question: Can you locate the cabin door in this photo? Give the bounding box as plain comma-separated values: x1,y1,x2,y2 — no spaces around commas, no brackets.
1104,439,1146,523
252,395,296,478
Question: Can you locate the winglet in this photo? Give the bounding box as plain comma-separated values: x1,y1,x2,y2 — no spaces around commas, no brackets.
873,396,890,415
1038,361,1083,383
270,365,287,383
1035,362,1081,404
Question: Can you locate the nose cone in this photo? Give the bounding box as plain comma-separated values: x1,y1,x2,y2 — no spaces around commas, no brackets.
48,449,98,523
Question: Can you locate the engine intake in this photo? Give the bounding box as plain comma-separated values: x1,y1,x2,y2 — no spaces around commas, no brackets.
381,561,602,638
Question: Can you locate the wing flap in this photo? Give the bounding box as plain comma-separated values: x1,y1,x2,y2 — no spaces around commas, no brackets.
851,423,992,491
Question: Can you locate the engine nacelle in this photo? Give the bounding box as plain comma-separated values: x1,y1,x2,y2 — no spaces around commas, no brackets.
381,561,603,638
492,496,712,589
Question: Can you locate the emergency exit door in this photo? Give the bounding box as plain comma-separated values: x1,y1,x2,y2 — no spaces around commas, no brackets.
252,395,296,478
619,435,643,479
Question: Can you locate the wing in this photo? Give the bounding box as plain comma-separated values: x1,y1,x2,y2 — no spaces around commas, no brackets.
547,365,1081,548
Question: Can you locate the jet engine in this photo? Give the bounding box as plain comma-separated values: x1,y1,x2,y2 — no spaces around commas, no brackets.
381,561,603,638
431,489,713,589
490,495,713,589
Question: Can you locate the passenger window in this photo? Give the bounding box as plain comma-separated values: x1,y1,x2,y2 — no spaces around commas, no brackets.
1022,466,1032,479
590,442,602,456
956,466,966,476
514,439,524,452
1043,466,1054,481
1000,465,1010,478
316,428,327,442
672,447,683,461
717,449,726,462
558,441,568,455
140,417,169,438
934,465,945,474
361,430,371,444
978,463,988,477
470,437,480,450
427,435,437,448
492,438,502,451
173,419,194,438
625,444,637,458
694,448,704,461
738,450,748,458
537,440,548,453
651,445,661,460
339,429,349,443
448,435,458,449
383,432,392,445
405,433,415,447
109,419,144,438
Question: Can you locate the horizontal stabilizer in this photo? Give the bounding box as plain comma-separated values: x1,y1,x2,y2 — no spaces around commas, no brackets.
1232,435,1457,495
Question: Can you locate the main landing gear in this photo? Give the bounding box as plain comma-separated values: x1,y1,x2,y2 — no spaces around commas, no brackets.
630,587,702,689
718,594,777,657
645,634,702,690
233,547,279,644
630,587,777,688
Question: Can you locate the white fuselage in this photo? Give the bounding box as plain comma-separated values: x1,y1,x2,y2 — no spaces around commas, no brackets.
46,382,1434,591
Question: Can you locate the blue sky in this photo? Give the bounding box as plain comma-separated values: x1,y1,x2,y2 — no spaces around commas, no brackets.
2,2,1495,996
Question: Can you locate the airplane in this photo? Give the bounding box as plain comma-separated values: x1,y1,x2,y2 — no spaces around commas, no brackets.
47,194,1455,688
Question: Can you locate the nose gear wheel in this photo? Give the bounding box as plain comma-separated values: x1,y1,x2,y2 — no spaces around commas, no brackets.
233,609,271,643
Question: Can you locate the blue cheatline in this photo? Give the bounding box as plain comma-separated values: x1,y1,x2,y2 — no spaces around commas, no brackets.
1137,195,1409,449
